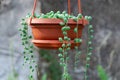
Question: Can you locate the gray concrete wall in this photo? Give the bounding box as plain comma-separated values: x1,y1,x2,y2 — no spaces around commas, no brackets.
40,0,120,80
0,0,39,80
0,0,120,80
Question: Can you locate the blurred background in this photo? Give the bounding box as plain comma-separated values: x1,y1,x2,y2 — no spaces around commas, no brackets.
0,0,120,80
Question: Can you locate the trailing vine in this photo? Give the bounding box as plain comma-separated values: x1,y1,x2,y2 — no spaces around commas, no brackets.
84,16,93,80
19,11,93,80
74,14,82,69
19,19,36,80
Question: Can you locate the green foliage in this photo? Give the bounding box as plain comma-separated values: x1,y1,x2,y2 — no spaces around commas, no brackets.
7,70,18,80
97,65,109,80
74,38,82,43
28,75,34,80
39,50,62,80
48,61,62,80
8,39,19,80
20,10,93,80
84,16,93,80
41,74,47,80
20,17,37,79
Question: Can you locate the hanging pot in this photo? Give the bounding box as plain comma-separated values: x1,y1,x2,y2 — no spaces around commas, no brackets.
28,0,88,49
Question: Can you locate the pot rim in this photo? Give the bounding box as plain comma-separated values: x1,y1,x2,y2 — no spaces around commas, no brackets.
32,40,75,44
27,18,88,25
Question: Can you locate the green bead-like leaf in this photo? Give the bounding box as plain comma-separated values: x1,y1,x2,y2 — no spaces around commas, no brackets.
61,27,67,31
35,64,37,68
31,55,34,58
43,15,49,18
85,76,88,80
77,14,83,19
59,37,63,42
85,16,88,20
63,31,67,35
29,66,32,69
88,52,92,56
23,52,26,55
62,11,67,14
24,47,28,50
21,21,27,25
58,48,63,52
77,51,81,55
57,14,63,19
66,47,71,51
26,13,31,18
68,38,71,41
90,29,94,33
21,18,25,21
29,36,32,39
30,45,34,48
89,47,93,50
29,50,33,53
66,57,69,60
67,43,71,47
60,58,64,62
88,41,92,45
20,33,22,36
74,38,82,43
22,30,27,34
74,27,78,33
24,56,26,58
59,62,62,65
22,37,27,40
64,36,69,40
26,57,29,60
75,46,78,50
22,42,25,45
58,53,62,57
50,11,54,14
87,16,92,21
73,17,78,22
18,28,22,31
23,35,26,37
32,69,34,72
89,25,93,29
25,41,28,44
59,22,65,26
63,18,68,23
32,60,35,63
29,75,33,79
86,64,90,67
86,57,90,61
56,11,60,14
90,35,94,39
62,43,66,48
64,52,68,55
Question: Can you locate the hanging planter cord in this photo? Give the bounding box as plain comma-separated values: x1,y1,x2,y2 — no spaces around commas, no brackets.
30,0,82,24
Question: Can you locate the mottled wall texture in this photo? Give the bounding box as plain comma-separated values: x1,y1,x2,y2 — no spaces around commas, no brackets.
0,0,39,80
40,0,120,80
0,0,120,80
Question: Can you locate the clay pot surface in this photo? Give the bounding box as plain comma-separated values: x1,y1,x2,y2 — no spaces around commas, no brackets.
32,40,80,49
28,18,88,49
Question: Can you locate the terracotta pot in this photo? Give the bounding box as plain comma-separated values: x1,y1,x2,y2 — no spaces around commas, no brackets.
32,40,81,49
28,18,88,49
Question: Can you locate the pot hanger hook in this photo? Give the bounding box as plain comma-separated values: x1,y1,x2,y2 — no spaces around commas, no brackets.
68,0,82,14
30,0,37,24
78,0,82,13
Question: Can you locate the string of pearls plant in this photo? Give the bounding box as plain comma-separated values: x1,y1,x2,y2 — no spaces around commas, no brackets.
19,11,93,80
19,16,37,79
84,16,93,80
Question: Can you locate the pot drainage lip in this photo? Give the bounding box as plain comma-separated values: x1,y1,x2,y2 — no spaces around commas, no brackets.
32,40,75,44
